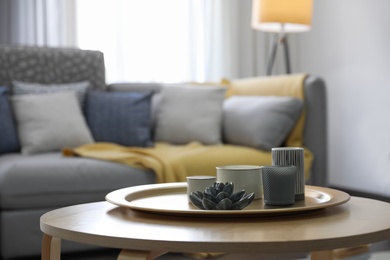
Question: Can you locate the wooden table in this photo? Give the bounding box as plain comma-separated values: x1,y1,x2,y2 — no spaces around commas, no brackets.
40,196,390,260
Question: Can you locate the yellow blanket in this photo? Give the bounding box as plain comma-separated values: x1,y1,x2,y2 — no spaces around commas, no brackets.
63,141,313,183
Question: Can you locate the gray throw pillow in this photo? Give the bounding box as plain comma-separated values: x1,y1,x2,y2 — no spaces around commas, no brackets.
223,96,303,151
154,85,226,145
11,92,94,155
12,80,90,107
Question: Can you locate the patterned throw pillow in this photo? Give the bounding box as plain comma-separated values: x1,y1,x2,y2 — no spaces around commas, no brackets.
0,87,20,154
85,91,154,147
12,80,90,107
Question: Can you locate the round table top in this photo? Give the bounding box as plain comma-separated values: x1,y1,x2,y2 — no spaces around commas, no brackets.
40,196,390,254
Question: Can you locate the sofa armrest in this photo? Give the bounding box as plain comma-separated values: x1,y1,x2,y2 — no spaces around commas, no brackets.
303,76,328,186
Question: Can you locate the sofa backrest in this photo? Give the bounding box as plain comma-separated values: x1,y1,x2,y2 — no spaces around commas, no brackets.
0,45,106,90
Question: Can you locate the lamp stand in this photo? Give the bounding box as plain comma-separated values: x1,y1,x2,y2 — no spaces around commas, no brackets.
266,32,291,75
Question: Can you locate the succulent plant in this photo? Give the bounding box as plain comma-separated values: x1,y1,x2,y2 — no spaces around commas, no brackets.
189,182,255,210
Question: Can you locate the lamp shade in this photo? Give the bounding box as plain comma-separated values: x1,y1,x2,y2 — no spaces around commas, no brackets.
252,0,313,33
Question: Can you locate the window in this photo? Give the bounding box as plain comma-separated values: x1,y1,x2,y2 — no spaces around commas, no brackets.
2,0,244,83
76,0,196,83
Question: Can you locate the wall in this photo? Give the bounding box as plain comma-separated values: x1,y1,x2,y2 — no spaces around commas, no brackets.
295,0,390,196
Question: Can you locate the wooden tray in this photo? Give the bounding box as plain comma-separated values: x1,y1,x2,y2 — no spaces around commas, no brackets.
105,183,350,217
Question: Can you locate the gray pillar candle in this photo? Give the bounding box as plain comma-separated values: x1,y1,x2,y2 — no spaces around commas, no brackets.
271,147,305,201
262,165,296,206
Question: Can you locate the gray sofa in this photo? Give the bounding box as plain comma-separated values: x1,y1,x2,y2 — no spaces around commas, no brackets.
0,45,327,259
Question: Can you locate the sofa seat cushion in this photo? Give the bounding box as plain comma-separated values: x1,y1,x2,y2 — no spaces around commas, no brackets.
0,153,155,210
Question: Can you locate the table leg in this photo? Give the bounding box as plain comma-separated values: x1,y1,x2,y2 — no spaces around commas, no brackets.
310,250,333,260
42,234,61,260
117,249,167,260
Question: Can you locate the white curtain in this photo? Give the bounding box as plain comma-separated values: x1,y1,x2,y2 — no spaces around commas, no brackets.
0,0,76,47
0,0,266,83
188,0,268,80
187,0,240,81
75,0,256,83
76,0,191,83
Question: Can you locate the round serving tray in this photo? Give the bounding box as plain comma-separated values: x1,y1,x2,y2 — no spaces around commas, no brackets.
105,182,350,217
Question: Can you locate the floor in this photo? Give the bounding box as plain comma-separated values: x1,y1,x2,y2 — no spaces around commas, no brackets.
24,250,309,260
16,240,390,260
54,250,390,260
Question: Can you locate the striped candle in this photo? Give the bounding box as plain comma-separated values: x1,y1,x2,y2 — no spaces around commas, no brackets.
271,147,305,201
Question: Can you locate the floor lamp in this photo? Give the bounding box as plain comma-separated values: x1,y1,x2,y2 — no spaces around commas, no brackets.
251,0,313,75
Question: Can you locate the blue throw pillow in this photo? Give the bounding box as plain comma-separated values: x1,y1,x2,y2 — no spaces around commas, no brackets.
85,91,154,147
0,87,20,154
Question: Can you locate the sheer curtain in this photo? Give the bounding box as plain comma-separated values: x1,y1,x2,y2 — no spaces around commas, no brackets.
75,0,246,83
76,0,191,83
188,0,241,81
0,0,76,47
0,0,261,83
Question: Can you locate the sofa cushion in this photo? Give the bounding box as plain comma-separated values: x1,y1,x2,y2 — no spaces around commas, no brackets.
85,91,154,147
154,85,226,145
12,80,90,107
223,96,303,150
11,92,94,155
223,74,308,149
0,153,155,210
0,87,20,154
107,82,164,130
